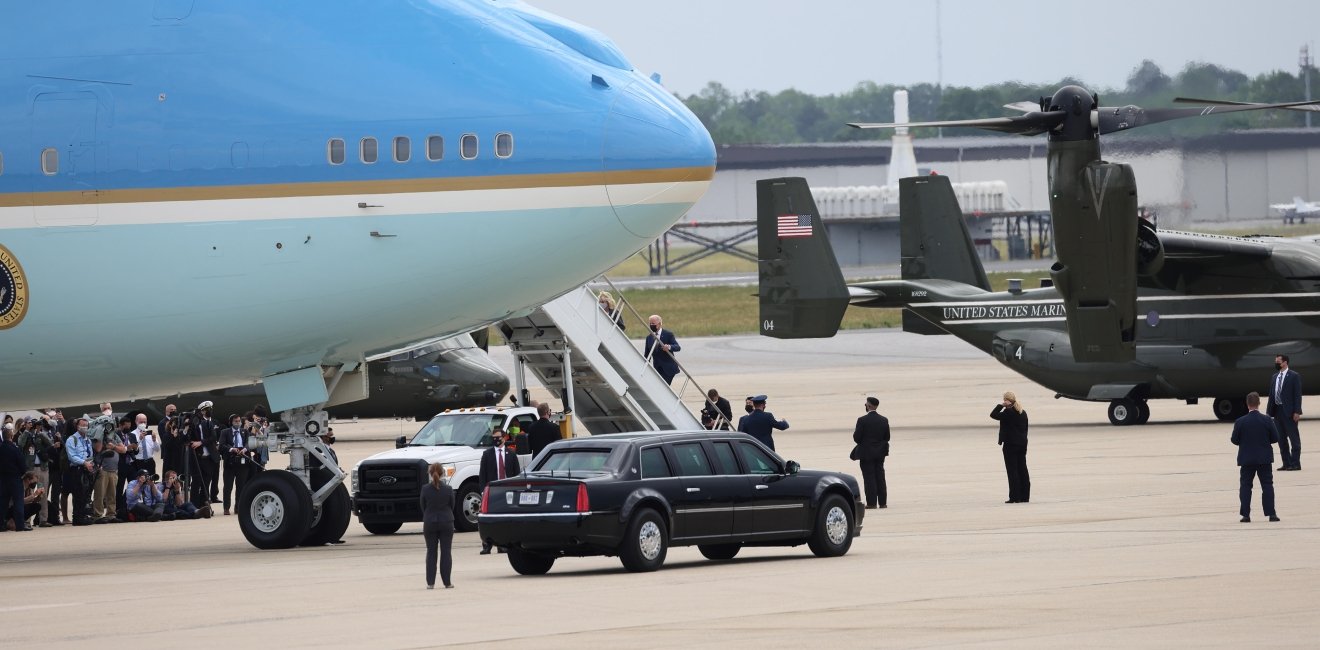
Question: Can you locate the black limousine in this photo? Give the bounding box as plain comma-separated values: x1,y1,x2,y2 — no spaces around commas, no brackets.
478,432,864,574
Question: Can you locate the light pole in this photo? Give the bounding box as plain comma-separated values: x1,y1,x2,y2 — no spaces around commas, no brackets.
1302,44,1313,128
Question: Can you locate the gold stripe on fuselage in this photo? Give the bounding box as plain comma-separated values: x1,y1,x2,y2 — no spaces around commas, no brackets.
0,166,717,208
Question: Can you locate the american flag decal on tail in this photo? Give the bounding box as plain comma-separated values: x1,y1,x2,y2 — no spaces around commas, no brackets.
777,214,813,238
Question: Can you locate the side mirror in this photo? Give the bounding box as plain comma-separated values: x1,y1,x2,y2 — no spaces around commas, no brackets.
394,435,407,449
784,460,800,475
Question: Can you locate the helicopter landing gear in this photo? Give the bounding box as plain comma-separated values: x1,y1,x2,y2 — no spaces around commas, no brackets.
1212,396,1247,422
1107,398,1146,426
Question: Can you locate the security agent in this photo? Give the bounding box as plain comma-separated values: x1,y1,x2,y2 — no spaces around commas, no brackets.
1232,391,1281,523
737,395,789,451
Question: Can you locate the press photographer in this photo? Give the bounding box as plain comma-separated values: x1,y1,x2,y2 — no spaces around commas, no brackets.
160,469,200,519
124,469,164,522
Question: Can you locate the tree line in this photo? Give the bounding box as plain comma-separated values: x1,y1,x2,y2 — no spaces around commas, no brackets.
681,60,1318,145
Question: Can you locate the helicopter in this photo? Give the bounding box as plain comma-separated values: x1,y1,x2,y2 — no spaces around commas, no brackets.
757,88,1320,425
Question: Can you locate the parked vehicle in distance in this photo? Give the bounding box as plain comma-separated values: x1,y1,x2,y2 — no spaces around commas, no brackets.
351,406,543,534
478,432,864,574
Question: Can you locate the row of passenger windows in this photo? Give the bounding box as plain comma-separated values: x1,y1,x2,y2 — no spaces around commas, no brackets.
327,133,514,165
639,441,779,479
0,131,516,178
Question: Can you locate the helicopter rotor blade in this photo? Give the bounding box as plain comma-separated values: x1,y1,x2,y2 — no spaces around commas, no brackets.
1173,96,1320,113
1097,99,1320,134
848,111,1065,136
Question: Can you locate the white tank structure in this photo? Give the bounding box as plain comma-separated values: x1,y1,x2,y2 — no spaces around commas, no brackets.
812,89,1020,218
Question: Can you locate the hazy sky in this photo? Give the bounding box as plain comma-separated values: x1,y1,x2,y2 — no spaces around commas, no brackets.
530,0,1320,98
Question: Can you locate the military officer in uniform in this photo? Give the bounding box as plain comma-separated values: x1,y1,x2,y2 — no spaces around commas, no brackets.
737,395,789,451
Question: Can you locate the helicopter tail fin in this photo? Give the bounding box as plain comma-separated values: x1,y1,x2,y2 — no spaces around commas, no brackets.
899,175,992,291
756,177,850,339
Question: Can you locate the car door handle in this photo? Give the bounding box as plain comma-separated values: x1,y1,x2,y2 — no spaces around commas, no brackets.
686,487,700,493
755,484,769,490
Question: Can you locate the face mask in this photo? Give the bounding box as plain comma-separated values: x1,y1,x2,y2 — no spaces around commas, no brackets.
78,426,88,434
138,424,147,432
650,324,660,333
102,409,112,416
1276,362,1283,370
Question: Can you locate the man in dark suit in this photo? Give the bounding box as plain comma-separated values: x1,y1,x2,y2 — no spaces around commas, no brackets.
738,395,789,451
526,403,561,458
1267,354,1302,470
701,389,733,430
644,314,682,385
478,428,520,554
1232,391,1280,522
220,414,255,515
852,397,890,509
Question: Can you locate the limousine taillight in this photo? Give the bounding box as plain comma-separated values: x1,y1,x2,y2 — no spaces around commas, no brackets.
575,483,590,512
480,486,490,514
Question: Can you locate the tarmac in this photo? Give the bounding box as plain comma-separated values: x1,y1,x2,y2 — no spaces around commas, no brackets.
4,329,1319,648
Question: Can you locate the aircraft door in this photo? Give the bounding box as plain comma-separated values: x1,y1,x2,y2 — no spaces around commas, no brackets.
30,92,101,227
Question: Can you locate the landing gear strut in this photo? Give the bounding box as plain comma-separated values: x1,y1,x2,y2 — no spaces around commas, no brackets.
237,405,350,549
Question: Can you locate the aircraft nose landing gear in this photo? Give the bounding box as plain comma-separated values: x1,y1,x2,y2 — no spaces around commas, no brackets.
1108,398,1149,426
237,405,350,549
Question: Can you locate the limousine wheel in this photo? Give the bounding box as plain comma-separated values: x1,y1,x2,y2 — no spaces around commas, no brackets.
698,544,741,561
807,494,854,558
619,509,668,572
507,548,556,575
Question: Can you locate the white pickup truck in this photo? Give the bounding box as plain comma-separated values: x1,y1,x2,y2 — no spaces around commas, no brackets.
351,406,543,533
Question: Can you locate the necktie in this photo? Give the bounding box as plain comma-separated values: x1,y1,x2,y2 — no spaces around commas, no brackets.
497,450,505,479
1276,372,1284,402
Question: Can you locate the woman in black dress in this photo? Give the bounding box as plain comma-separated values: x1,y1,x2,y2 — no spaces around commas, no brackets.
420,462,455,589
990,391,1030,504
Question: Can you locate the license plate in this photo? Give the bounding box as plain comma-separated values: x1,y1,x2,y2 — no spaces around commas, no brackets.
518,491,540,506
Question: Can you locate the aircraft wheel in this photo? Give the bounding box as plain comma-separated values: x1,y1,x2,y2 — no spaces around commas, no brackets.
301,468,351,546
1135,401,1151,425
1107,399,1140,426
1212,397,1239,422
239,470,313,550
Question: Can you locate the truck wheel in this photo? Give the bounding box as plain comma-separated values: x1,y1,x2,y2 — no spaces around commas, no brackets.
301,468,351,546
239,470,313,550
618,508,668,572
454,480,481,533
362,521,402,535
807,494,854,558
698,543,741,560
507,547,556,575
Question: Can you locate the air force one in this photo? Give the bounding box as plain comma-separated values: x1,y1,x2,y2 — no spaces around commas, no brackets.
0,1,714,547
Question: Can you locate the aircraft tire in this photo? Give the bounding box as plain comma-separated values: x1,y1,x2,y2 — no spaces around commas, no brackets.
1212,397,1240,422
1107,399,1140,426
1135,401,1151,425
239,470,314,550
300,467,351,546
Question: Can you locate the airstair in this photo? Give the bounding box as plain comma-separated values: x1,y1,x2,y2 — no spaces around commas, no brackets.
498,279,719,436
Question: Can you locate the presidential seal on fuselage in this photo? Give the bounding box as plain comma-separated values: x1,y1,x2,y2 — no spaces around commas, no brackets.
0,244,28,330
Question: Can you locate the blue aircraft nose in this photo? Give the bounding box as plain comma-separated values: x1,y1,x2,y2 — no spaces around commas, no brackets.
604,79,716,239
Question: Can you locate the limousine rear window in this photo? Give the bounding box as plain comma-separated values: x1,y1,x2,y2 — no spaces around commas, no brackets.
537,448,612,473
671,442,713,476
640,447,671,479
